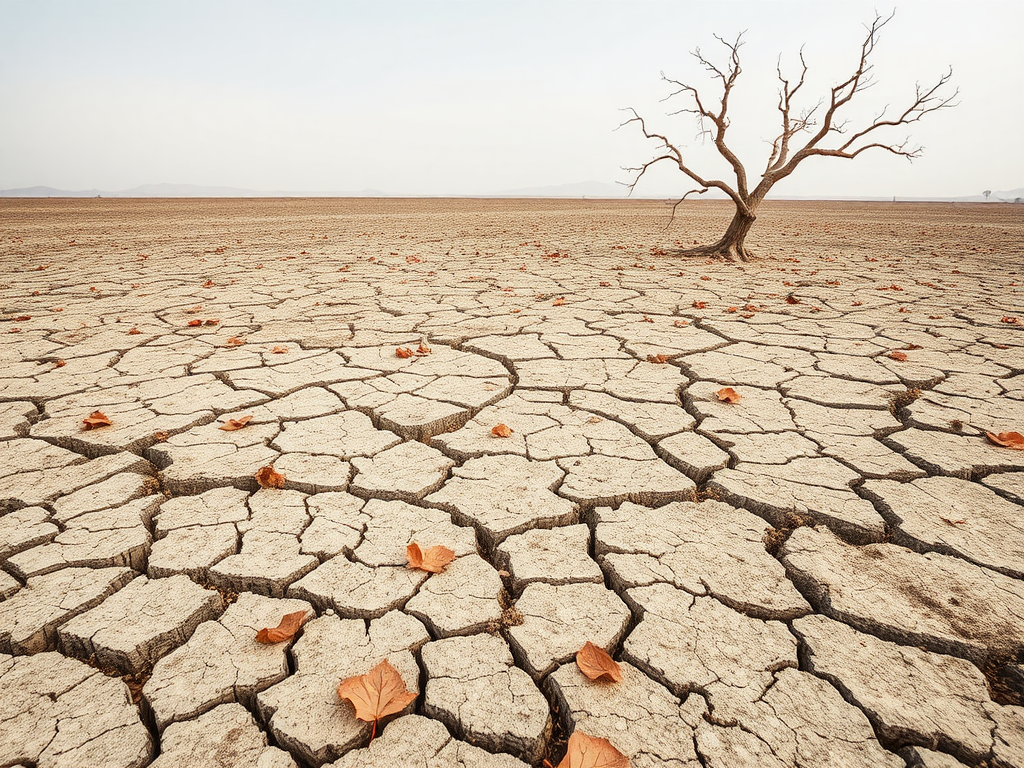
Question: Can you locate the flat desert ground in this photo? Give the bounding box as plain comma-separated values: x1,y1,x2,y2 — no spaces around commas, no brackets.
1,198,1023,768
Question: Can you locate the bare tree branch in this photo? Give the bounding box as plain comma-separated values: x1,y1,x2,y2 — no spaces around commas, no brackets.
622,10,956,262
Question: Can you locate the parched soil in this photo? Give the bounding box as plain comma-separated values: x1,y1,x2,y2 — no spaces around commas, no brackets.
0,197,1022,768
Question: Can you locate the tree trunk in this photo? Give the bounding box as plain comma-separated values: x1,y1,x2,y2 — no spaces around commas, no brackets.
706,206,756,262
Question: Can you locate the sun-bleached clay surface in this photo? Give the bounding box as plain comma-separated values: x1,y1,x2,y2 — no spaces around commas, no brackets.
1,198,1022,767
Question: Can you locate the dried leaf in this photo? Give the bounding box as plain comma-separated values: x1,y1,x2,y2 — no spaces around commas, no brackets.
270,345,288,354
225,336,245,346
53,359,67,368
153,430,170,441
406,542,456,573
641,315,654,323
599,281,611,287
491,423,514,438
888,350,909,362
646,354,668,364
416,342,431,355
255,465,286,488
986,431,1024,450
691,301,706,309
82,410,112,430
128,327,142,335
552,297,567,306
218,415,253,431
940,517,967,526
205,319,219,326
396,346,414,358
672,319,690,327
716,387,742,404
785,294,800,305
337,658,417,739
576,642,622,683
255,610,309,644
187,319,202,327
556,731,630,768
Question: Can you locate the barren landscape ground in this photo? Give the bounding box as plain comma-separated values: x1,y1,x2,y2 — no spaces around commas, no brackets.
1,197,1023,768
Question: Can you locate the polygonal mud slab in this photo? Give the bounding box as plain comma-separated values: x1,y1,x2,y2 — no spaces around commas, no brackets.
6,496,160,579
556,454,697,507
289,559,427,617
885,428,1024,479
692,667,904,768
405,554,504,637
256,611,427,766
863,475,1024,577
149,702,297,768
793,614,996,763
349,440,454,500
781,526,1024,664
781,374,903,409
592,500,811,620
990,704,1024,768
148,486,249,579
657,430,731,482
507,581,631,678
0,651,153,768
272,411,401,459
300,491,368,559
0,566,135,654
623,584,797,717
546,660,706,768
686,381,798,434
327,714,530,768
144,592,314,731
207,489,318,597
50,471,156,522
421,633,551,762
495,524,603,591
708,457,887,543
352,498,479,566
1,450,151,512
0,400,35,439
425,454,576,547
150,421,281,494
568,388,695,440
58,574,225,674
0,505,58,560
682,342,810,387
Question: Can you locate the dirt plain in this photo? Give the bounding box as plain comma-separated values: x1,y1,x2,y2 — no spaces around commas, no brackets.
1,197,1023,768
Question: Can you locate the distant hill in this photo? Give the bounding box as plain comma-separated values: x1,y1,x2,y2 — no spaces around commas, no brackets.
2,182,1020,202
0,183,388,198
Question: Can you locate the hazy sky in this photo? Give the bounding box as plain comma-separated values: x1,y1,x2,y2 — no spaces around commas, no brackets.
1,0,1021,197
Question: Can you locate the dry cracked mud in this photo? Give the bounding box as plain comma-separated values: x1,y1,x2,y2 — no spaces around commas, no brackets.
1,197,1022,768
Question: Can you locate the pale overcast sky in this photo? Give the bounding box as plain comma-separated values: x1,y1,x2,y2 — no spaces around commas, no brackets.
1,0,1021,197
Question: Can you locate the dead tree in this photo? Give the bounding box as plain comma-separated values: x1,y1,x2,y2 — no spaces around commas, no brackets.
623,12,957,262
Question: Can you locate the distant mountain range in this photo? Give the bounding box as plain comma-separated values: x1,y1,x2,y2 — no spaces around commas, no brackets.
1,181,1021,203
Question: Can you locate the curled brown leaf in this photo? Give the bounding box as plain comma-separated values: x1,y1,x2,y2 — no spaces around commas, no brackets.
491,423,513,438
396,346,414,358
716,387,742,404
556,730,630,768
255,610,309,644
82,410,112,430
218,415,253,431
576,642,622,683
255,465,286,489
337,658,417,741
986,431,1024,450
406,542,456,574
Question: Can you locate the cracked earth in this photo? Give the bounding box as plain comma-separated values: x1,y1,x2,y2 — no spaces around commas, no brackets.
1,197,1022,768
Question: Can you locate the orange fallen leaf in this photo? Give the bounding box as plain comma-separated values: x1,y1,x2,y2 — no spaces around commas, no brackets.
53,359,66,368
187,319,202,327
1002,316,1021,325
406,542,456,573
225,337,245,346
416,342,431,355
205,319,219,326
599,281,611,287
218,415,253,431
492,423,514,438
153,430,170,441
646,354,668,364
337,658,417,741
785,294,800,305
270,345,288,354
82,410,112,430
716,387,742,404
552,297,567,306
986,431,1024,450
940,517,967,526
255,465,286,488
128,327,142,335
256,610,308,644
673,319,690,327
641,316,654,323
14,315,31,322
202,279,215,287
576,642,622,683
396,346,414,358
691,301,707,309
556,731,630,768
888,350,909,362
